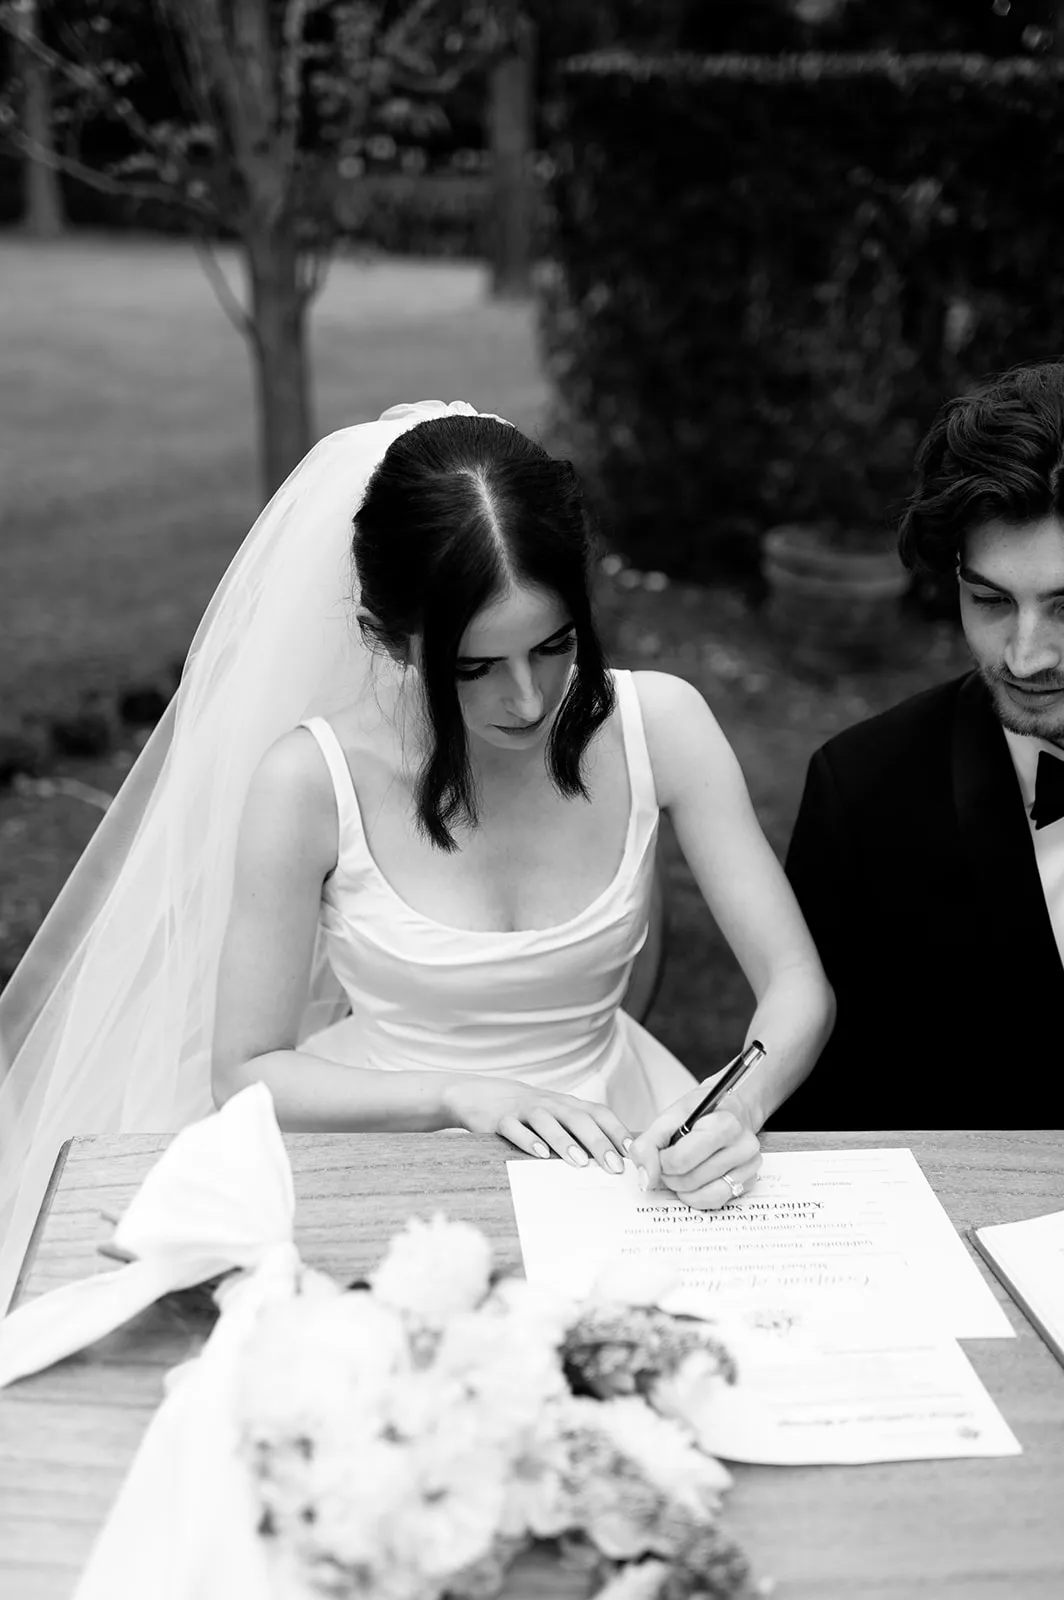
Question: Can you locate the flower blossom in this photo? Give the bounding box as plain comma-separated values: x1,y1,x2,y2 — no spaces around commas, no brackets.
372,1215,493,1325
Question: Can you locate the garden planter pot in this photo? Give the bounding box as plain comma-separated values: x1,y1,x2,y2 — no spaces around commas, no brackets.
761,524,911,674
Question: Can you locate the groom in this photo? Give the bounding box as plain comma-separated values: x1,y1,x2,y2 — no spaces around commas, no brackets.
773,361,1064,1131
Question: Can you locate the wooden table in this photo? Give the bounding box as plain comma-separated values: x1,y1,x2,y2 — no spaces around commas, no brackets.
0,1128,1061,1599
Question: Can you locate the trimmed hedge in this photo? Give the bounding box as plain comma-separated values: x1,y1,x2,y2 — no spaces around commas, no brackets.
338,172,491,258
538,51,1064,583
338,171,552,260
0,163,549,261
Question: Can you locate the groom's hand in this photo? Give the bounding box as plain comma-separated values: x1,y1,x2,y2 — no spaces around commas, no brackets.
629,1085,762,1210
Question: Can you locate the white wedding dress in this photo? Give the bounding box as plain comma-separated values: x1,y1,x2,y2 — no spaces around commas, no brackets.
299,669,697,1130
0,404,699,1317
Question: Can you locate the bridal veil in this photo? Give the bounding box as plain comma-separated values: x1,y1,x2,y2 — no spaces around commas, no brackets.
0,400,502,1313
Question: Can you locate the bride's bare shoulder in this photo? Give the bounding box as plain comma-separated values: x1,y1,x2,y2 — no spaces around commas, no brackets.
238,727,339,874
629,670,735,809
252,725,336,800
629,669,717,735
251,706,399,814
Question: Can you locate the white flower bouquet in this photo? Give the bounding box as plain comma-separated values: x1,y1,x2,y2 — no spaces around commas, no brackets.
236,1216,759,1600
0,1085,762,1600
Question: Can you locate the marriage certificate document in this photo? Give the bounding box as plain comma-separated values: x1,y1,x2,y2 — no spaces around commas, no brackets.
507,1149,1021,1464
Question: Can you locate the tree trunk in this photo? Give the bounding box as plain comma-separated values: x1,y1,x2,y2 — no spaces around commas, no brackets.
17,0,65,237
245,228,314,500
487,11,537,300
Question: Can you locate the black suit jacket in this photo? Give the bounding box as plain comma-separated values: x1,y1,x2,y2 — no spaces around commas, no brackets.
773,672,1064,1131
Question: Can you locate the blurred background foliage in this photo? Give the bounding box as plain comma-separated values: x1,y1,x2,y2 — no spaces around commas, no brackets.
2,0,1062,1061
539,49,1064,587
6,2,1059,239
5,0,1063,568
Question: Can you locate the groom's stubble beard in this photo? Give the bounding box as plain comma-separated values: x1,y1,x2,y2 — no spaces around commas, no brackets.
972,654,1064,750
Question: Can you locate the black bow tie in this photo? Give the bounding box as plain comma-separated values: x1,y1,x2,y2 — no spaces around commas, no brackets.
1031,750,1064,830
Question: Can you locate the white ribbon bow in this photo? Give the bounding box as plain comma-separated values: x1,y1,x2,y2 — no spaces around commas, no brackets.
0,1084,303,1599
378,399,514,427
0,1081,295,1387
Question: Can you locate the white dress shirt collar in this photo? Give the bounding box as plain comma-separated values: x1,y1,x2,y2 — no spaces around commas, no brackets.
1002,726,1064,818
1001,726,1064,973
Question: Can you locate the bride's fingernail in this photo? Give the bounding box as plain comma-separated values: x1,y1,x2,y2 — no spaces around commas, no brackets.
637,1166,649,1191
532,1140,551,1159
604,1150,624,1174
622,1137,634,1153
568,1145,589,1166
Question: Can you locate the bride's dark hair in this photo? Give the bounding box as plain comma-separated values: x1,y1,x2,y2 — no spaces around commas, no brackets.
352,415,616,851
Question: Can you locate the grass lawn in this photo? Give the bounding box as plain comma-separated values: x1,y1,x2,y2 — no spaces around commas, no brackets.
1,234,547,715
0,233,971,1078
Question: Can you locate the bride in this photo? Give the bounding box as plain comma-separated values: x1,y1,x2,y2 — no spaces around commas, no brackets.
0,402,833,1312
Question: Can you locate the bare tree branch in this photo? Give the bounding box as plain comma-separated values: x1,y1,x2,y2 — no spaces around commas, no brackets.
1,0,504,493
0,120,206,215
160,0,263,188
296,237,333,305
1,3,218,208
151,0,217,136
0,11,86,78
381,0,441,64
278,0,311,149
230,0,296,219
190,231,256,340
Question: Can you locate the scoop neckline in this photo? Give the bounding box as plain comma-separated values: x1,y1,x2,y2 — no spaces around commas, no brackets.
310,672,641,938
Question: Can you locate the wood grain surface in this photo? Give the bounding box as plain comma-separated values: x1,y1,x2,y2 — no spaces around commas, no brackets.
0,1127,1061,1599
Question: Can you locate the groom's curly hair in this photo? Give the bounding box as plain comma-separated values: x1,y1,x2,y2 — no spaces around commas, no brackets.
899,360,1064,575
352,416,616,852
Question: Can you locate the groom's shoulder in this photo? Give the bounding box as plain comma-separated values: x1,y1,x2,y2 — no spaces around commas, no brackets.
813,672,973,790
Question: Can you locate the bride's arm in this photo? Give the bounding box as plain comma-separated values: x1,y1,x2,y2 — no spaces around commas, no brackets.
635,671,836,1130
211,729,454,1131
211,732,631,1172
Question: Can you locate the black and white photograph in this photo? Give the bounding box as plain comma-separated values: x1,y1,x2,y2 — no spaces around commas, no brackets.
0,4,1061,1598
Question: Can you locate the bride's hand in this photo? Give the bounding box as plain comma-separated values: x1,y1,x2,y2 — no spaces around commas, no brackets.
443,1076,630,1174
629,1086,762,1210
